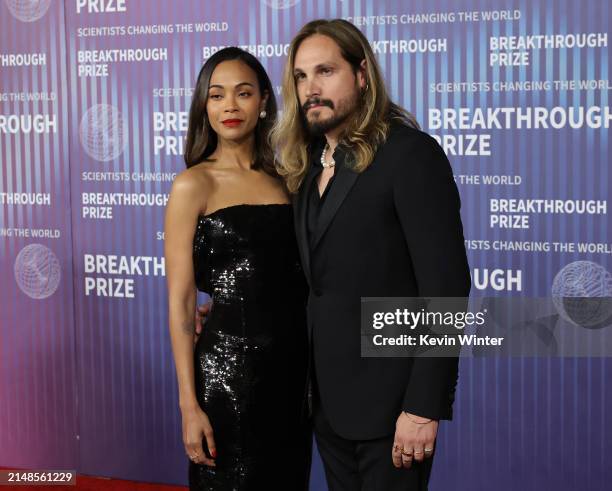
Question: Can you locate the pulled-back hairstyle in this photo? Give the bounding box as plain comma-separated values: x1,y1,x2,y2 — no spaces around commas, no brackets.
184,47,278,176
270,19,419,193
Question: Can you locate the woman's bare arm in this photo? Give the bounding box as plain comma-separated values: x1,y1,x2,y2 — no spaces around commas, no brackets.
164,170,204,411
164,170,216,465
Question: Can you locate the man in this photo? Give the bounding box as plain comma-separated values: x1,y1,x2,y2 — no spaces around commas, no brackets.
198,18,470,489
269,19,471,490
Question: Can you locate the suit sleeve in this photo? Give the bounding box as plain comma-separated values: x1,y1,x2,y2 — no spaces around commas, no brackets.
391,132,471,421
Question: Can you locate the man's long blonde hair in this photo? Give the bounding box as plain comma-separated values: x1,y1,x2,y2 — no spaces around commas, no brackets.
270,19,419,194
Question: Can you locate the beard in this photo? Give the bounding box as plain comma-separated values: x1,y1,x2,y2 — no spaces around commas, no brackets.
301,88,360,137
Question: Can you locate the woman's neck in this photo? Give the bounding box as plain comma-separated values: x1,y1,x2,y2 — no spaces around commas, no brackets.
210,135,256,170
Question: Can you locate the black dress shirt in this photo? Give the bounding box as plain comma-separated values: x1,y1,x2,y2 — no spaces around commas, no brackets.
307,142,341,250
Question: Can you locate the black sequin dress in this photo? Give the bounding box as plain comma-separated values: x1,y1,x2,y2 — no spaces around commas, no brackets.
189,203,310,490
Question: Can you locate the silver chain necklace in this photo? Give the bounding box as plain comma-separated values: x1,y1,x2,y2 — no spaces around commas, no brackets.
320,144,336,169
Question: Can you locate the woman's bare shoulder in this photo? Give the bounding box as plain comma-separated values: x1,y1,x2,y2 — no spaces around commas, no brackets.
167,164,217,219
171,163,215,197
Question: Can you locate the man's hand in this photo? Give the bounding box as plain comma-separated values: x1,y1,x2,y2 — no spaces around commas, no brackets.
392,411,438,469
194,300,212,345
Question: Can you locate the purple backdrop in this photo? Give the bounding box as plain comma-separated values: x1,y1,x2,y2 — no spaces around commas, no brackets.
1,0,610,489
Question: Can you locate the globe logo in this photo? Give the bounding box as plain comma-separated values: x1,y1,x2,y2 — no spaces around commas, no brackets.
551,260,612,328
262,0,300,9
14,244,61,299
5,0,52,22
79,104,127,162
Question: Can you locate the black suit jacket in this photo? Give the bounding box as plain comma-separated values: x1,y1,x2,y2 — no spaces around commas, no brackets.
293,123,471,440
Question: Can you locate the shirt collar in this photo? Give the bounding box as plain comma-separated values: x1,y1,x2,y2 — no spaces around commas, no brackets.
308,137,327,165
308,138,348,168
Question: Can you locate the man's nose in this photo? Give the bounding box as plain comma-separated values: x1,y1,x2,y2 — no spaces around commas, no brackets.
305,78,321,99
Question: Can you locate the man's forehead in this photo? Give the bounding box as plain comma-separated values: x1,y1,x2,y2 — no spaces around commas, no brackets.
294,34,342,69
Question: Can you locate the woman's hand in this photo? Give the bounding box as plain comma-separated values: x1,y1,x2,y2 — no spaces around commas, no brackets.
182,405,217,466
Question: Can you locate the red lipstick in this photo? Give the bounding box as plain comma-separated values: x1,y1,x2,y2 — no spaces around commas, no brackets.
222,119,243,127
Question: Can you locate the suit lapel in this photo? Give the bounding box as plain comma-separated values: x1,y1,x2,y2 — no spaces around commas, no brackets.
311,154,359,250
294,163,318,284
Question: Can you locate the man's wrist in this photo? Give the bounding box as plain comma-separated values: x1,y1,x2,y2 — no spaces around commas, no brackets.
403,411,435,424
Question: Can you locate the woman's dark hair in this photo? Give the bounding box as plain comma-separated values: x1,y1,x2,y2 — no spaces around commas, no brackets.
184,47,278,176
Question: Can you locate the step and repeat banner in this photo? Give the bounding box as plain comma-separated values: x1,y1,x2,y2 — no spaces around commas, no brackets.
1,0,610,489
0,0,77,475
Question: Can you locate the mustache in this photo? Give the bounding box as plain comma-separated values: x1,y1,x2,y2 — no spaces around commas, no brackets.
302,97,334,112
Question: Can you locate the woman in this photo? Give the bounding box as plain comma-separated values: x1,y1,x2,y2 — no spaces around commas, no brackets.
164,47,310,490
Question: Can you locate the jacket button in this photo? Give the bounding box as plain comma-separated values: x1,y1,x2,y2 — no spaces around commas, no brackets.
313,289,322,297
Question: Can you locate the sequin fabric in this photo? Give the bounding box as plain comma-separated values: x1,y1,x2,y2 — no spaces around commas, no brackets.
190,204,310,490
